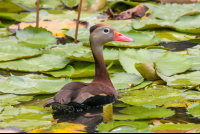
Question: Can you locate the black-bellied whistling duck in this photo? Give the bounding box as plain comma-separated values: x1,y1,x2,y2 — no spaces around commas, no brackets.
43,24,134,112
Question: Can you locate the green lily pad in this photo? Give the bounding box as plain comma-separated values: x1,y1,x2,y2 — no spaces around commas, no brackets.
11,0,37,8
0,12,21,21
155,52,192,76
119,85,192,107
0,74,71,94
0,28,11,36
65,27,89,42
0,54,72,72
0,36,19,46
187,45,200,56
110,72,144,90
158,71,200,89
16,26,57,49
107,126,152,133
0,94,33,106
113,105,174,120
61,0,80,8
67,47,119,65
0,46,42,61
0,106,53,131
150,123,200,132
97,121,148,133
150,3,199,22
187,55,200,71
119,49,192,77
109,1,139,13
155,30,197,42
132,13,200,34
187,103,200,118
0,0,25,13
40,0,62,8
0,106,20,121
120,81,152,92
73,72,144,90
83,30,160,48
44,62,95,78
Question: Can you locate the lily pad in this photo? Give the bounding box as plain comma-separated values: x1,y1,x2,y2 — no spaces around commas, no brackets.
67,47,119,65
155,52,192,76
150,3,199,22
119,49,192,77
119,85,192,107
0,74,71,94
0,106,20,121
83,30,160,48
0,94,33,106
0,106,53,131
107,126,152,133
150,123,200,132
158,71,200,89
132,13,200,34
44,62,95,78
187,103,200,118
73,72,144,91
16,26,57,49
113,105,174,120
61,0,80,8
188,55,200,71
0,54,72,72
97,121,148,132
0,46,42,61
0,28,11,36
187,45,200,56
0,36,19,46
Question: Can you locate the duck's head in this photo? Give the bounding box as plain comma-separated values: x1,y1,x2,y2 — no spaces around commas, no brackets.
89,24,134,45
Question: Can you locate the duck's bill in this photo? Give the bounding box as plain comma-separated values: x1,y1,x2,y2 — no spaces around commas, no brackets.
112,30,135,42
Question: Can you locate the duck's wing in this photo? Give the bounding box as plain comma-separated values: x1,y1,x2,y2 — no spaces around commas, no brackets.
43,82,87,107
72,83,117,106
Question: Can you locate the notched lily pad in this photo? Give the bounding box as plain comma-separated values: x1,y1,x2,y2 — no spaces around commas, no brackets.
16,26,57,49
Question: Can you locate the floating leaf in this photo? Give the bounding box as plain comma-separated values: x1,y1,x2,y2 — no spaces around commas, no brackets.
187,45,200,56
155,52,192,76
0,106,20,121
97,121,148,132
0,46,42,61
67,48,119,65
188,55,200,71
0,74,71,94
0,106,53,131
83,30,160,48
150,123,200,133
113,105,174,120
158,71,200,89
0,54,72,72
119,85,193,107
16,26,57,49
0,28,11,36
187,103,200,118
44,62,95,78
107,126,152,133
62,0,80,8
109,1,139,13
0,94,33,106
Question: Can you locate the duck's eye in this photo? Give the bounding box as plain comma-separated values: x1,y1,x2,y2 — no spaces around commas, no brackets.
103,28,110,34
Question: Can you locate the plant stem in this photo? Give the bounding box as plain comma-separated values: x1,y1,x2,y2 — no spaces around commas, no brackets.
74,0,83,43
36,0,40,27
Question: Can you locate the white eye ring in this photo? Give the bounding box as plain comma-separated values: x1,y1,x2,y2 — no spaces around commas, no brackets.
103,28,110,34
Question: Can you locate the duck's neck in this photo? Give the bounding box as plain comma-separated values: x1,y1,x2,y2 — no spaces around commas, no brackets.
90,42,113,88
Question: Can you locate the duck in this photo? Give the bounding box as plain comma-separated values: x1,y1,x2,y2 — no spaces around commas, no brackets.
43,24,134,112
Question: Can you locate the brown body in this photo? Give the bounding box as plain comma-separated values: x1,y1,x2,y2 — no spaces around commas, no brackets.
44,24,133,111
